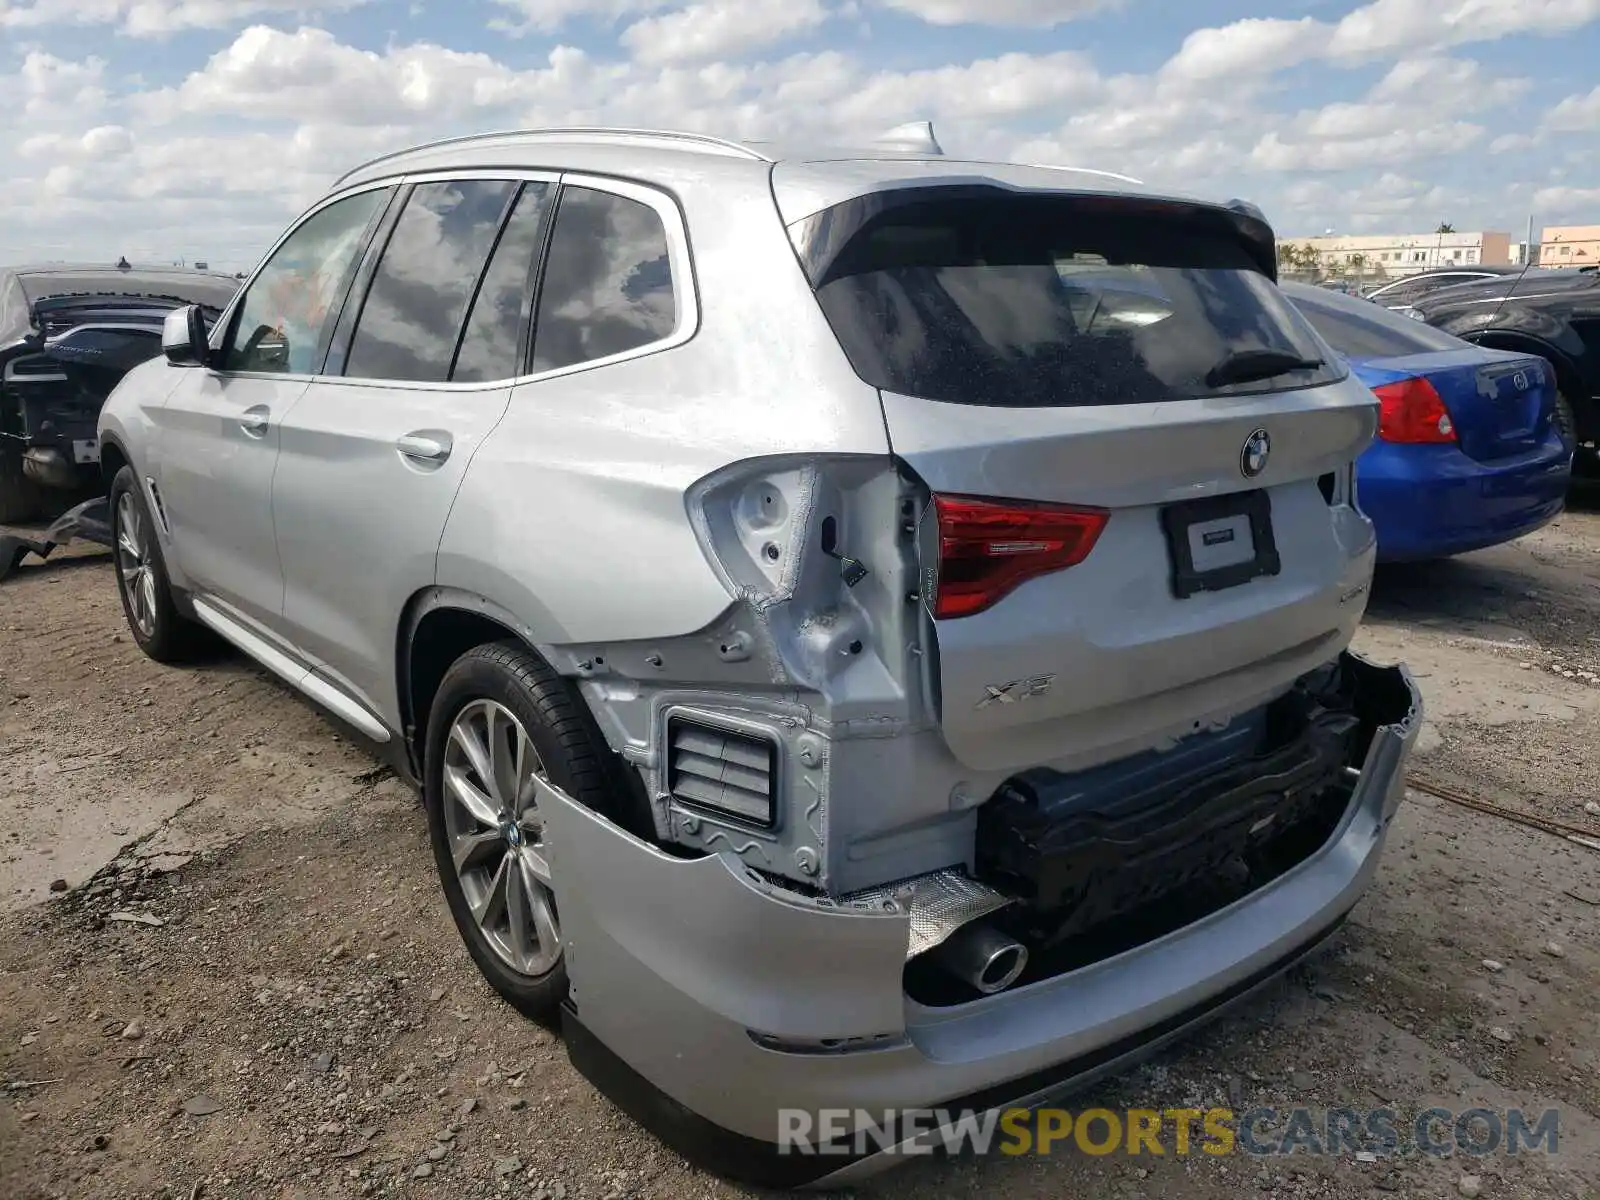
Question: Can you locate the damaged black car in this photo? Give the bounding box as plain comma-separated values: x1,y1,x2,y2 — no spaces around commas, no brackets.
0,261,239,525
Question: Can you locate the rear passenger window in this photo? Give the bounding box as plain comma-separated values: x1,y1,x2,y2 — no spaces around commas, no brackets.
452,183,554,383
531,186,676,374
344,179,518,382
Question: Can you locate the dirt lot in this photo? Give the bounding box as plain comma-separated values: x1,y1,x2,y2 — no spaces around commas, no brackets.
3,495,1598,1200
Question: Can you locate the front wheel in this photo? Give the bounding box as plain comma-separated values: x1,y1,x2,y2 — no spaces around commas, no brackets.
423,641,632,1022
109,466,209,662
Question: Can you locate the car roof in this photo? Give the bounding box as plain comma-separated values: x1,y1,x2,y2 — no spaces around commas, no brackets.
8,263,240,309
1415,266,1599,308
326,124,1209,228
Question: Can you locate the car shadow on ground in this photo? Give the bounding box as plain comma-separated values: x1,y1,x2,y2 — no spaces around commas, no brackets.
1365,474,1598,652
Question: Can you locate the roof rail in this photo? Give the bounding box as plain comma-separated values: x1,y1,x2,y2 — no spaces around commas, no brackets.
330,126,772,189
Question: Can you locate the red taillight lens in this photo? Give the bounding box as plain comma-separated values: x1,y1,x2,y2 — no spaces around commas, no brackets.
1374,377,1456,444
932,494,1108,620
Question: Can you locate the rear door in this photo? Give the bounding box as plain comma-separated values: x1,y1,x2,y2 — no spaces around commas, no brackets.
269,174,556,720
802,190,1381,774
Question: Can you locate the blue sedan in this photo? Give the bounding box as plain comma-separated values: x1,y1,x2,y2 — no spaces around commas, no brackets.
1282,281,1572,562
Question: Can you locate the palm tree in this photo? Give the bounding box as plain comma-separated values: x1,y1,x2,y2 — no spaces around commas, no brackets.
1436,223,1455,234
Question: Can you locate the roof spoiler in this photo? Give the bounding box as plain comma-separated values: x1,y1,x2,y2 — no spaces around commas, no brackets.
1222,197,1279,283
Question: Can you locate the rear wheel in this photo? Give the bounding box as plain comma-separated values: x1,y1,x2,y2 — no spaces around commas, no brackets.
1553,388,1578,453
0,446,42,524
423,641,632,1022
109,466,209,662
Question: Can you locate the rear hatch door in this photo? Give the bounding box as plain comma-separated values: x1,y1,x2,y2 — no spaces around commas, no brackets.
800,188,1380,774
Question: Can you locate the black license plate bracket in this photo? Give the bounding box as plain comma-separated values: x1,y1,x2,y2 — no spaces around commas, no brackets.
1160,489,1280,599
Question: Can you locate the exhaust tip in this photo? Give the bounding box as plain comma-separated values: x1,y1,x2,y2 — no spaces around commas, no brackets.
930,920,1030,995
974,942,1027,993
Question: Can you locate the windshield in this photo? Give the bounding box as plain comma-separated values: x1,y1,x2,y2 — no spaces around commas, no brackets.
803,192,1344,407
1282,281,1468,359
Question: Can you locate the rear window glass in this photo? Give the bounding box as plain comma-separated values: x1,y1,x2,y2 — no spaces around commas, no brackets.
806,194,1344,407
1283,282,1467,359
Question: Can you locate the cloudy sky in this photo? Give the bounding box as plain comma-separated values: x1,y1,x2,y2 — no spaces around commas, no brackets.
2,0,1598,272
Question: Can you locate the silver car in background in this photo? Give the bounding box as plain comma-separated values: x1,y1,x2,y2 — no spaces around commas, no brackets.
97,123,1421,1186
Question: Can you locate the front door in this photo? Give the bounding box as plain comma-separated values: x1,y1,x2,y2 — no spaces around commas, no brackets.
153,185,393,633
271,176,557,720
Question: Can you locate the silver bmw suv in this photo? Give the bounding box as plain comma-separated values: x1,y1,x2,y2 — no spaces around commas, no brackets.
99,123,1421,1186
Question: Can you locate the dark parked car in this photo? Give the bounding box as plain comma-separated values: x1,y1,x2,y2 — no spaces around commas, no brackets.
1409,266,1600,468
0,262,239,523
1364,265,1524,310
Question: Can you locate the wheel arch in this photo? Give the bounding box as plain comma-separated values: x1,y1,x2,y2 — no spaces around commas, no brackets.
397,588,540,778
397,586,657,840
98,434,131,491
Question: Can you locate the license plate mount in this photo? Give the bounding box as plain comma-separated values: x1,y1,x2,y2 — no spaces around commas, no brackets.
1160,489,1280,599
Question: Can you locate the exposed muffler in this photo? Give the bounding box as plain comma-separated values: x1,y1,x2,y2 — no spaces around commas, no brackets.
930,920,1028,994
840,866,1029,994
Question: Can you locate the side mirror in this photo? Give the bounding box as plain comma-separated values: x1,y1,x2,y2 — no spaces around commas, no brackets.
162,304,212,367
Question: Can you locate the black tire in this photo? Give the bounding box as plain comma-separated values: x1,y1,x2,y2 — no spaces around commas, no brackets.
423,641,641,1022
108,466,209,663
1553,388,1578,453
0,445,42,525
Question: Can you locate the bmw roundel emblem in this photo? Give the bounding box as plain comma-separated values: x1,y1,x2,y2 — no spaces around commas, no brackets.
1240,428,1271,478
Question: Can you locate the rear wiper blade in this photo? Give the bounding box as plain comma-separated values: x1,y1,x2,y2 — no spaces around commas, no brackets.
1204,348,1324,389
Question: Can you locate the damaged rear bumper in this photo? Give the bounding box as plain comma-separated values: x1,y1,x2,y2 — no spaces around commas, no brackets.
540,650,1422,1189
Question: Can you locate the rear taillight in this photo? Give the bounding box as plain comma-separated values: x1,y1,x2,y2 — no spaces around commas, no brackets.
932,494,1108,620
1374,377,1456,444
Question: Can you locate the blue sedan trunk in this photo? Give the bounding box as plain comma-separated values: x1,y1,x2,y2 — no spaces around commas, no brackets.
1283,282,1571,562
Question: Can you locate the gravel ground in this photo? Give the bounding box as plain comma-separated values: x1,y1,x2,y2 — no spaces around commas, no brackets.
2,491,1598,1200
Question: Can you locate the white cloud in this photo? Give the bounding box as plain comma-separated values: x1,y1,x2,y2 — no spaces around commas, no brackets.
1489,132,1538,154
1531,185,1600,213
20,124,134,162
1546,85,1600,132
1160,0,1600,85
3,2,1598,268
136,25,565,125
621,0,829,64
1328,0,1600,61
874,0,1116,25
0,0,372,36
488,0,667,34
1160,18,1323,84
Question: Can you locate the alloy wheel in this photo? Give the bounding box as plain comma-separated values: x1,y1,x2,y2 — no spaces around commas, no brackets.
441,699,561,976
115,492,158,639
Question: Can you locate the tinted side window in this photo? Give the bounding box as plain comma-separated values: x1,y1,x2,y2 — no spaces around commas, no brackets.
224,189,388,374
344,180,518,383
531,186,676,374
452,183,554,383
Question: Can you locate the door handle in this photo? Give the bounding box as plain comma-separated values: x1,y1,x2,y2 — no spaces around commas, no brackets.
239,406,270,438
396,432,453,464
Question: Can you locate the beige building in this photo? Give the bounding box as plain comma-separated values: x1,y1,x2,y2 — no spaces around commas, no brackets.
1276,230,1513,280
1538,224,1600,269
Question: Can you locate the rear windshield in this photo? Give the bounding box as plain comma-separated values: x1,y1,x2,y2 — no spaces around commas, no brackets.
804,193,1344,407
1282,282,1467,360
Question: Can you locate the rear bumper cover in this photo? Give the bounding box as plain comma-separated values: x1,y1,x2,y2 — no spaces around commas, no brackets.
541,650,1422,1187
1358,439,1569,561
